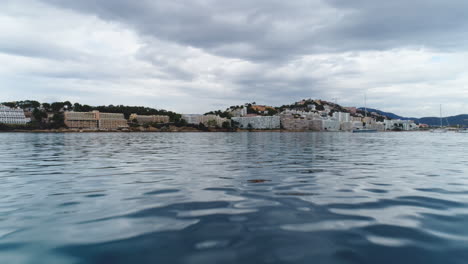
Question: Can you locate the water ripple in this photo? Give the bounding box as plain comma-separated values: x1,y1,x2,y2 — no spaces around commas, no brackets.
0,132,468,263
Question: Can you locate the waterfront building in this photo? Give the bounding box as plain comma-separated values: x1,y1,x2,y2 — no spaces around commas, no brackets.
340,121,354,131
332,112,351,123
182,114,202,125
199,115,230,127
280,114,312,131
383,120,417,131
129,114,170,124
280,111,322,131
64,111,98,129
98,113,128,130
362,116,376,125
0,105,31,125
322,119,340,131
232,116,280,129
64,111,128,130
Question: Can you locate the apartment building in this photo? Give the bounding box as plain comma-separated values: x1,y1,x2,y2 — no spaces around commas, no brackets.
98,113,128,130
232,116,280,129
0,105,31,125
64,111,128,130
129,114,170,124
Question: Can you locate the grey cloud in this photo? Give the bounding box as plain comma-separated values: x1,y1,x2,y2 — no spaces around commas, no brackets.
325,0,468,51
0,38,85,60
41,0,468,62
3,0,468,116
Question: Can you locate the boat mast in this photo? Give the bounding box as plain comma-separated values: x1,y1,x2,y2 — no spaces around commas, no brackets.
440,104,442,128
364,93,367,118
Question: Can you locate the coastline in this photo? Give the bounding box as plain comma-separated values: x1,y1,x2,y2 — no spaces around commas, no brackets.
0,129,424,133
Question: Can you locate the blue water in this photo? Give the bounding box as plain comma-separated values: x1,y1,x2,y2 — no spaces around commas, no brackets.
1,132,468,264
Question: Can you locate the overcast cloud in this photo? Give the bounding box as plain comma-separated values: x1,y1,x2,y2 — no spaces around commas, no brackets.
1,0,468,116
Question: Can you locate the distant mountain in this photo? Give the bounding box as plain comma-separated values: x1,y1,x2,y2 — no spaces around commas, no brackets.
360,107,468,127
417,115,468,127
359,108,415,120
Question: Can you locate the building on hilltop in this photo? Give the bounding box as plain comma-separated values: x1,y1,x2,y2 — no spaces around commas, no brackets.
228,107,247,117
0,105,31,125
232,116,280,129
250,105,275,115
344,107,357,114
129,114,170,124
64,111,128,130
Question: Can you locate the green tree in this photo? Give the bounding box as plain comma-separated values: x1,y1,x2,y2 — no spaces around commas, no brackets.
63,101,72,110
51,102,65,112
267,108,278,116
42,103,51,112
2,102,16,108
175,118,188,127
222,121,231,129
51,113,65,128
32,108,47,122
207,119,217,127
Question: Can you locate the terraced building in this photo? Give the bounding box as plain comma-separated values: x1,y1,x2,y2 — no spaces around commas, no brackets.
0,105,31,125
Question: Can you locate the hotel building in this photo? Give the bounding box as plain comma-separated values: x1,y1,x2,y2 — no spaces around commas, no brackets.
0,105,31,125
64,111,128,130
129,114,170,124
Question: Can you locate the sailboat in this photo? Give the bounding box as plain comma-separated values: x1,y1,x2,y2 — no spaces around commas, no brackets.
353,94,377,133
430,105,447,133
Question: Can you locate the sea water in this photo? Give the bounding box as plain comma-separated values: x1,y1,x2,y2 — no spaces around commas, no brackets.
0,132,467,264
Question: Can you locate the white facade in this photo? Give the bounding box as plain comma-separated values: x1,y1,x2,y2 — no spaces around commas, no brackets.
0,105,30,125
322,119,340,131
232,116,280,129
384,120,417,131
332,112,351,123
199,115,229,127
182,114,202,124
229,107,247,117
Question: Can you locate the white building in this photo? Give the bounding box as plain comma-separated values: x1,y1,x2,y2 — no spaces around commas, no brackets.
0,105,31,125
182,114,202,124
232,116,280,129
322,119,340,131
229,107,247,117
199,115,229,127
332,112,351,123
384,120,418,131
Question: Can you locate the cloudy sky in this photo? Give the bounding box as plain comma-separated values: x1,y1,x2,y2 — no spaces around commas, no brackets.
1,0,468,117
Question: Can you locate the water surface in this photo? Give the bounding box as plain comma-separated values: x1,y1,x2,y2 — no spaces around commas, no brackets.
1,132,468,264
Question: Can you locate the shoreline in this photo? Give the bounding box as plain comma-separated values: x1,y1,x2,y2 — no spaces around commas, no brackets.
0,129,426,133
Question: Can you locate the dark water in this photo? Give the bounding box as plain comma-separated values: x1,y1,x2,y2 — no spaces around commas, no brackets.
1,132,468,264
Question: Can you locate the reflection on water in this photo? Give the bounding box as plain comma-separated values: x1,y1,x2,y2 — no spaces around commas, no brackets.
1,132,468,264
